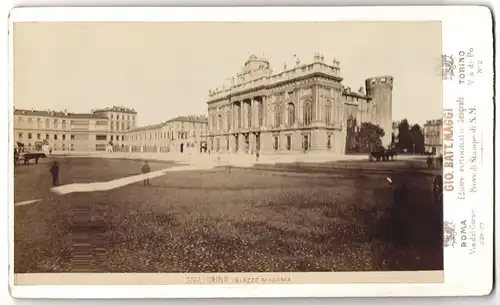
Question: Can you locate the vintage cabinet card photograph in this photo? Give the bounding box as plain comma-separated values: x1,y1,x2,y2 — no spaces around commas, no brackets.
7,6,494,298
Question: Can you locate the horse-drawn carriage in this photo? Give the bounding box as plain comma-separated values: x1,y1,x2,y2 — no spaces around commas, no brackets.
369,148,397,161
14,142,47,165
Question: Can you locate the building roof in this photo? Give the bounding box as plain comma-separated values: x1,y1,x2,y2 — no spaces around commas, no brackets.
166,115,208,123
14,109,108,120
127,115,208,133
128,123,165,132
92,105,137,114
424,119,443,125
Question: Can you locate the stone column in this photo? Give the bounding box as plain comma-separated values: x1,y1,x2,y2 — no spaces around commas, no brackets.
232,103,236,132
251,98,256,128
247,100,251,129
240,102,244,129
246,100,250,129
298,100,303,125
263,96,268,127
314,85,320,123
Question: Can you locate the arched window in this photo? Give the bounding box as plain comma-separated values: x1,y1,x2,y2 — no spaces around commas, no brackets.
303,100,312,126
287,103,295,126
237,104,242,128
274,104,282,128
247,102,252,128
324,100,332,125
257,101,263,127
218,114,223,131
227,112,232,131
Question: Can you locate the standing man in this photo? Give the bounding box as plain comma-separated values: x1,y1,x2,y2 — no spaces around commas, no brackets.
50,161,60,186
426,154,434,169
141,160,151,186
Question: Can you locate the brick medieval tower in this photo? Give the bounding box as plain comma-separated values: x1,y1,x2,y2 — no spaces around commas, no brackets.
365,76,394,148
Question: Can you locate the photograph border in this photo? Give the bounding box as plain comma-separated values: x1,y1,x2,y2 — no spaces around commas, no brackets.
8,6,494,298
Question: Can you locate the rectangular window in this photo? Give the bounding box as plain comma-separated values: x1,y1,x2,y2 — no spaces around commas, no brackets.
96,134,107,141
110,135,114,140
18,132,23,139
54,134,58,140
286,135,292,151
274,136,279,151
28,133,32,140
70,134,75,140
95,144,107,151
46,134,49,140
327,135,332,149
303,135,309,151
62,134,66,141
37,133,41,140
122,135,124,141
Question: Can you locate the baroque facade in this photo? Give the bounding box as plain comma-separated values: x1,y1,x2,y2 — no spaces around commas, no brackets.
206,54,393,154
423,118,443,155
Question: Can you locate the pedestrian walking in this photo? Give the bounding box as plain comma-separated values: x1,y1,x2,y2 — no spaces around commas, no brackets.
427,155,434,169
49,161,60,186
141,160,151,186
437,153,443,168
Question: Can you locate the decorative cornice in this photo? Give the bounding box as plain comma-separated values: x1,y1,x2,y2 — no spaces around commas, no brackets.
207,72,343,104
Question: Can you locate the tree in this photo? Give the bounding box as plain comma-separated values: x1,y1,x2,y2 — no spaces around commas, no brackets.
395,119,426,154
396,119,414,153
355,122,385,152
410,124,425,154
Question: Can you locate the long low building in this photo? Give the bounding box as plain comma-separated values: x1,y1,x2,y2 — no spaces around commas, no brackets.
13,107,208,153
13,109,111,151
206,54,393,155
125,115,208,154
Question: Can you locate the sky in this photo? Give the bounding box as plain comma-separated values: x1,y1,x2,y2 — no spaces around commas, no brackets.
13,21,442,127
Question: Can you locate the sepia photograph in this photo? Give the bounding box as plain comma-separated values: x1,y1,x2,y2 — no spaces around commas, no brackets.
11,21,444,283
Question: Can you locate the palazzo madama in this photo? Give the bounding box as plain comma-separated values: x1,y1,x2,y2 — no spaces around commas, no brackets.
206,54,393,154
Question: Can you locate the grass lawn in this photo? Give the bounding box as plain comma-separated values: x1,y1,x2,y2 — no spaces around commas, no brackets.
14,157,443,273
